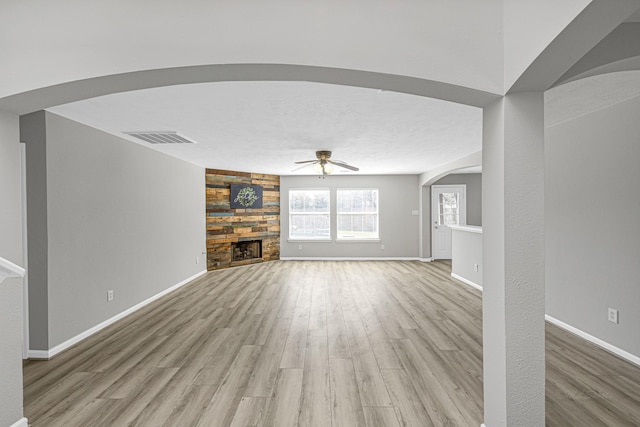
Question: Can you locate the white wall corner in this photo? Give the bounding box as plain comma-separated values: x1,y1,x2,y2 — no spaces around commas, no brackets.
9,417,29,427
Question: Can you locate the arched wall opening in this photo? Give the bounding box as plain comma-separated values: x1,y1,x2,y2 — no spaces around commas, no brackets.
1,63,500,116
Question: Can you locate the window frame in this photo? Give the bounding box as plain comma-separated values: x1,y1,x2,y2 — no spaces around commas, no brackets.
335,188,380,241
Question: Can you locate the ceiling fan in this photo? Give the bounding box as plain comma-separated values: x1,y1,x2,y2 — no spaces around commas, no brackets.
294,150,360,175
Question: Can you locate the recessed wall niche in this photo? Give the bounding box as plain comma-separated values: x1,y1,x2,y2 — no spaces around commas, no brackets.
205,169,280,270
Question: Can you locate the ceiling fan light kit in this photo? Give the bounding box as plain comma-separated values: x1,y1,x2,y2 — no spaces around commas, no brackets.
294,150,359,175
314,162,334,175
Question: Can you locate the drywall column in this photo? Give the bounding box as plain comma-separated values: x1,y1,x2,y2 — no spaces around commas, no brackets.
20,111,49,352
482,92,544,427
0,109,27,427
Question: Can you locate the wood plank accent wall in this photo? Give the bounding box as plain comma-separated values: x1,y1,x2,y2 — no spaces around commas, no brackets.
206,169,280,270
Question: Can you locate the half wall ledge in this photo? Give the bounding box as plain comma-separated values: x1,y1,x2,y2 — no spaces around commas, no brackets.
0,256,25,284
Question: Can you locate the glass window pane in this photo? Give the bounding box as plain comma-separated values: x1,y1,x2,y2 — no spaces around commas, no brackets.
443,214,458,226
289,189,330,239
438,192,459,225
290,190,329,213
336,189,379,239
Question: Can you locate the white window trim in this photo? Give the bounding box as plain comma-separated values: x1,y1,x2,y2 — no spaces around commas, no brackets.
287,235,332,242
287,239,335,243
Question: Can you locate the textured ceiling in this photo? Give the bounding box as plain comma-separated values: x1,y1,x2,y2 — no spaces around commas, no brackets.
48,81,483,176
47,70,640,176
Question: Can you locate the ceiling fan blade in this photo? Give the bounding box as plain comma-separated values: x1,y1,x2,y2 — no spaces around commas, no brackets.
294,160,318,164
328,160,359,171
291,161,319,172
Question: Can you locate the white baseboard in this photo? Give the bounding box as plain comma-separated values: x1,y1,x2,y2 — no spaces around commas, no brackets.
28,270,207,360
26,349,49,359
481,424,487,427
451,273,483,291
10,417,28,427
448,276,639,368
418,257,433,262
280,257,428,261
545,315,640,367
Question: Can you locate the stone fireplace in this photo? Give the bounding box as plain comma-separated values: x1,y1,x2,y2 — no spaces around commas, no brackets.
231,240,262,262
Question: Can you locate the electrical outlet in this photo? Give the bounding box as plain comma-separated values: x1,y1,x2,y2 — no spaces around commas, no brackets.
473,263,479,272
298,244,302,250
107,290,114,302
608,308,619,324
381,244,385,250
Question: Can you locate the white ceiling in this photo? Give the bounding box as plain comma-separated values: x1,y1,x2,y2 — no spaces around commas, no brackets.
47,70,640,177
48,81,483,176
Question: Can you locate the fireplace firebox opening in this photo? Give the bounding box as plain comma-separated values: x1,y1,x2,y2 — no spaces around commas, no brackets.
231,240,262,261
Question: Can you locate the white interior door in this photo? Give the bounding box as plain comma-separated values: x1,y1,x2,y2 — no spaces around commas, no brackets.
431,185,466,260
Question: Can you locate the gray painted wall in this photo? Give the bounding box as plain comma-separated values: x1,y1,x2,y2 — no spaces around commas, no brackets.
280,175,420,258
0,110,25,427
433,173,482,226
24,112,207,350
546,94,640,358
22,111,49,350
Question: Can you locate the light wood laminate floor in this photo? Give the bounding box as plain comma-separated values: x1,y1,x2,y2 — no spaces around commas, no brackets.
24,261,640,426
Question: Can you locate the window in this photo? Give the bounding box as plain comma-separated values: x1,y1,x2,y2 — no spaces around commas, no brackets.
438,192,460,226
289,189,330,239
337,189,379,239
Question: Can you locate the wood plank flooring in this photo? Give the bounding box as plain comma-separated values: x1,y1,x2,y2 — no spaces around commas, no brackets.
23,261,640,426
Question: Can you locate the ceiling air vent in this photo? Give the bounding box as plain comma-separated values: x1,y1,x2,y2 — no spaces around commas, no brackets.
124,131,196,144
